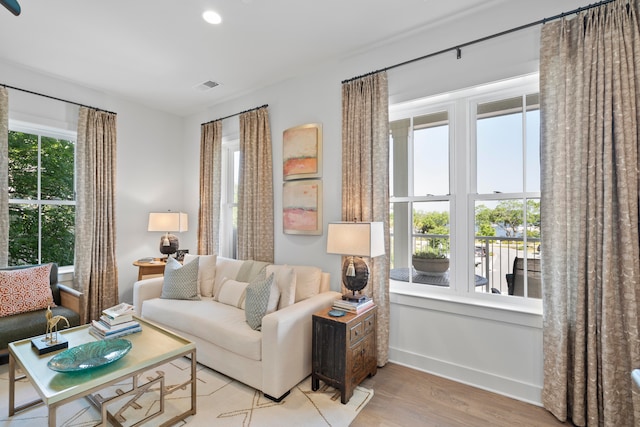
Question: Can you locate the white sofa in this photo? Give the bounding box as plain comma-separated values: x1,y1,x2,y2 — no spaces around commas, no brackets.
133,255,340,401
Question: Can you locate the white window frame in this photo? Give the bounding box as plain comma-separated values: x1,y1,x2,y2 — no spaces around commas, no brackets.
219,138,239,258
390,73,542,313
7,119,77,267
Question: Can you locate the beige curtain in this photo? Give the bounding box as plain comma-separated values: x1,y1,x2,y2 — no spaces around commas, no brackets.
540,2,640,425
0,87,7,267
198,120,222,255
74,107,119,323
237,107,274,262
341,72,390,366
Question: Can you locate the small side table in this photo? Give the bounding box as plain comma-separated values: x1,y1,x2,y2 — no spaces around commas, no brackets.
311,305,377,404
132,260,166,281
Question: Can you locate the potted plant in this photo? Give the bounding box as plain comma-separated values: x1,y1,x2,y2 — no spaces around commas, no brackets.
412,247,449,274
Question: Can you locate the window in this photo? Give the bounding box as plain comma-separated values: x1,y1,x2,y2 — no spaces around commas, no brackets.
472,93,540,297
389,74,541,302
390,110,452,287
219,140,239,258
8,122,76,266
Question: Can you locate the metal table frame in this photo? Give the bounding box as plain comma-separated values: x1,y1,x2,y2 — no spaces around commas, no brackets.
8,317,196,427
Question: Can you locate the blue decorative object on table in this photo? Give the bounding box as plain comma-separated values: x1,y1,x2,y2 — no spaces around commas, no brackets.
328,309,346,317
47,339,132,372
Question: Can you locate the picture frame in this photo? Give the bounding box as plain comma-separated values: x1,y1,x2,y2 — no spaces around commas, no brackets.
283,180,322,235
283,123,322,180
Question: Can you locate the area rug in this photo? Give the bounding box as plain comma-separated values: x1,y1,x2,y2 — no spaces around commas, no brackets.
0,358,372,426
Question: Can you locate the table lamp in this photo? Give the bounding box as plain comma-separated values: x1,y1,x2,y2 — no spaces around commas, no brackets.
148,212,188,259
327,221,385,302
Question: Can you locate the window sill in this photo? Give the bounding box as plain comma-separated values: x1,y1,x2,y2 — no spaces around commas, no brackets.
390,279,542,327
57,265,75,285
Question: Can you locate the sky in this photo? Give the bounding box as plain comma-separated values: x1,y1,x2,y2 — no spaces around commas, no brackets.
404,109,540,203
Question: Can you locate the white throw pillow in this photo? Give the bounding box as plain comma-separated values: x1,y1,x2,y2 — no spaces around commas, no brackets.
183,253,217,297
266,264,296,310
215,277,249,309
214,257,244,297
293,266,322,302
265,273,280,315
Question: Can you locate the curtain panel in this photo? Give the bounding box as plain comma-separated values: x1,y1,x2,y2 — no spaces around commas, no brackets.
198,120,222,255
237,107,274,263
74,107,119,324
0,87,7,267
540,1,640,425
341,71,390,366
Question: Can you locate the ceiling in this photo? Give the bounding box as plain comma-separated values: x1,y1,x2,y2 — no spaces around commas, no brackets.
0,0,499,116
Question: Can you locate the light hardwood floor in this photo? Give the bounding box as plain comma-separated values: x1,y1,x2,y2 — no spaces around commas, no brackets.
352,363,574,427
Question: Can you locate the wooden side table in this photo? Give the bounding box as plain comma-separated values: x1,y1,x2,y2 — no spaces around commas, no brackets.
311,305,377,404
132,260,166,281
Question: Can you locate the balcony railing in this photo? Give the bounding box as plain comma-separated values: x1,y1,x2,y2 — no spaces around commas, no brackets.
395,233,541,294
473,235,540,294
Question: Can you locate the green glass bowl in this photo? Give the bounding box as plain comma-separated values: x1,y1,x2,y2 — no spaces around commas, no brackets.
47,339,132,372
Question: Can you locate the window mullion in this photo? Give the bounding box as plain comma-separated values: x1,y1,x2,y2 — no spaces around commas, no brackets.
37,134,42,264
521,95,528,295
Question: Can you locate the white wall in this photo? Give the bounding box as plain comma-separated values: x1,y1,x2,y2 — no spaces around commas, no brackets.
181,0,590,405
0,60,185,303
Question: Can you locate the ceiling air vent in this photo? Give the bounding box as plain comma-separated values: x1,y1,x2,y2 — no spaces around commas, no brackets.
195,80,220,92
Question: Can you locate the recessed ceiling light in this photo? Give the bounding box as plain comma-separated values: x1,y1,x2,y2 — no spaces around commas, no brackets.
203,10,222,25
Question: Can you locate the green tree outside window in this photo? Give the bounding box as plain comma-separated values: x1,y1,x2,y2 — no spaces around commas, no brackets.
8,130,75,266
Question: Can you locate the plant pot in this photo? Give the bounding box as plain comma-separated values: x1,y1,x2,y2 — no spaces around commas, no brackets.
412,257,449,274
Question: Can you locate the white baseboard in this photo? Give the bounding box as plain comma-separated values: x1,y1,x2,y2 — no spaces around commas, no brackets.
389,346,543,406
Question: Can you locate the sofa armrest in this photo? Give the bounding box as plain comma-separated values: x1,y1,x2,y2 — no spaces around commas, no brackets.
133,277,164,317
261,290,341,398
58,283,84,321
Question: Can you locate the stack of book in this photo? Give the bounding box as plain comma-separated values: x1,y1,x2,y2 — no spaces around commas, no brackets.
332,296,375,314
89,303,142,340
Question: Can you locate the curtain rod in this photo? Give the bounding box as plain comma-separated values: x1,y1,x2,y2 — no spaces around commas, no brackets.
342,0,617,84
0,83,117,115
201,104,269,126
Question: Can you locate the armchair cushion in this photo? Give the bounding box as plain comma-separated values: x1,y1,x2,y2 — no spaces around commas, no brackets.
0,263,55,317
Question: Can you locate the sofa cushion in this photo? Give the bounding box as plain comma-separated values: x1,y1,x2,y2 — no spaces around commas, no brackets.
245,273,275,330
236,260,270,282
266,264,296,310
293,265,322,302
215,278,248,309
214,257,244,297
183,254,217,297
141,298,262,361
161,257,200,300
0,306,80,350
0,264,55,318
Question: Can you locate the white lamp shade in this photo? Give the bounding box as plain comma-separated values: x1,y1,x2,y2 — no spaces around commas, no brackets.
326,222,385,257
148,212,188,232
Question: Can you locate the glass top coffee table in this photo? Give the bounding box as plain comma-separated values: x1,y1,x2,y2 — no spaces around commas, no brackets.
8,316,196,427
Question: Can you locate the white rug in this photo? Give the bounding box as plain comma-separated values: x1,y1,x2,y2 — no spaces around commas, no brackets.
0,358,372,426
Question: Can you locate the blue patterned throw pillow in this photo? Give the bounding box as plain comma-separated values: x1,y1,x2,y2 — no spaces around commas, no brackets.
161,257,200,300
245,272,275,330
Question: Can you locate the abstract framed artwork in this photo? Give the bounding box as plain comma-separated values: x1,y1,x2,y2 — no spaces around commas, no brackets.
283,123,322,180
283,180,322,235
